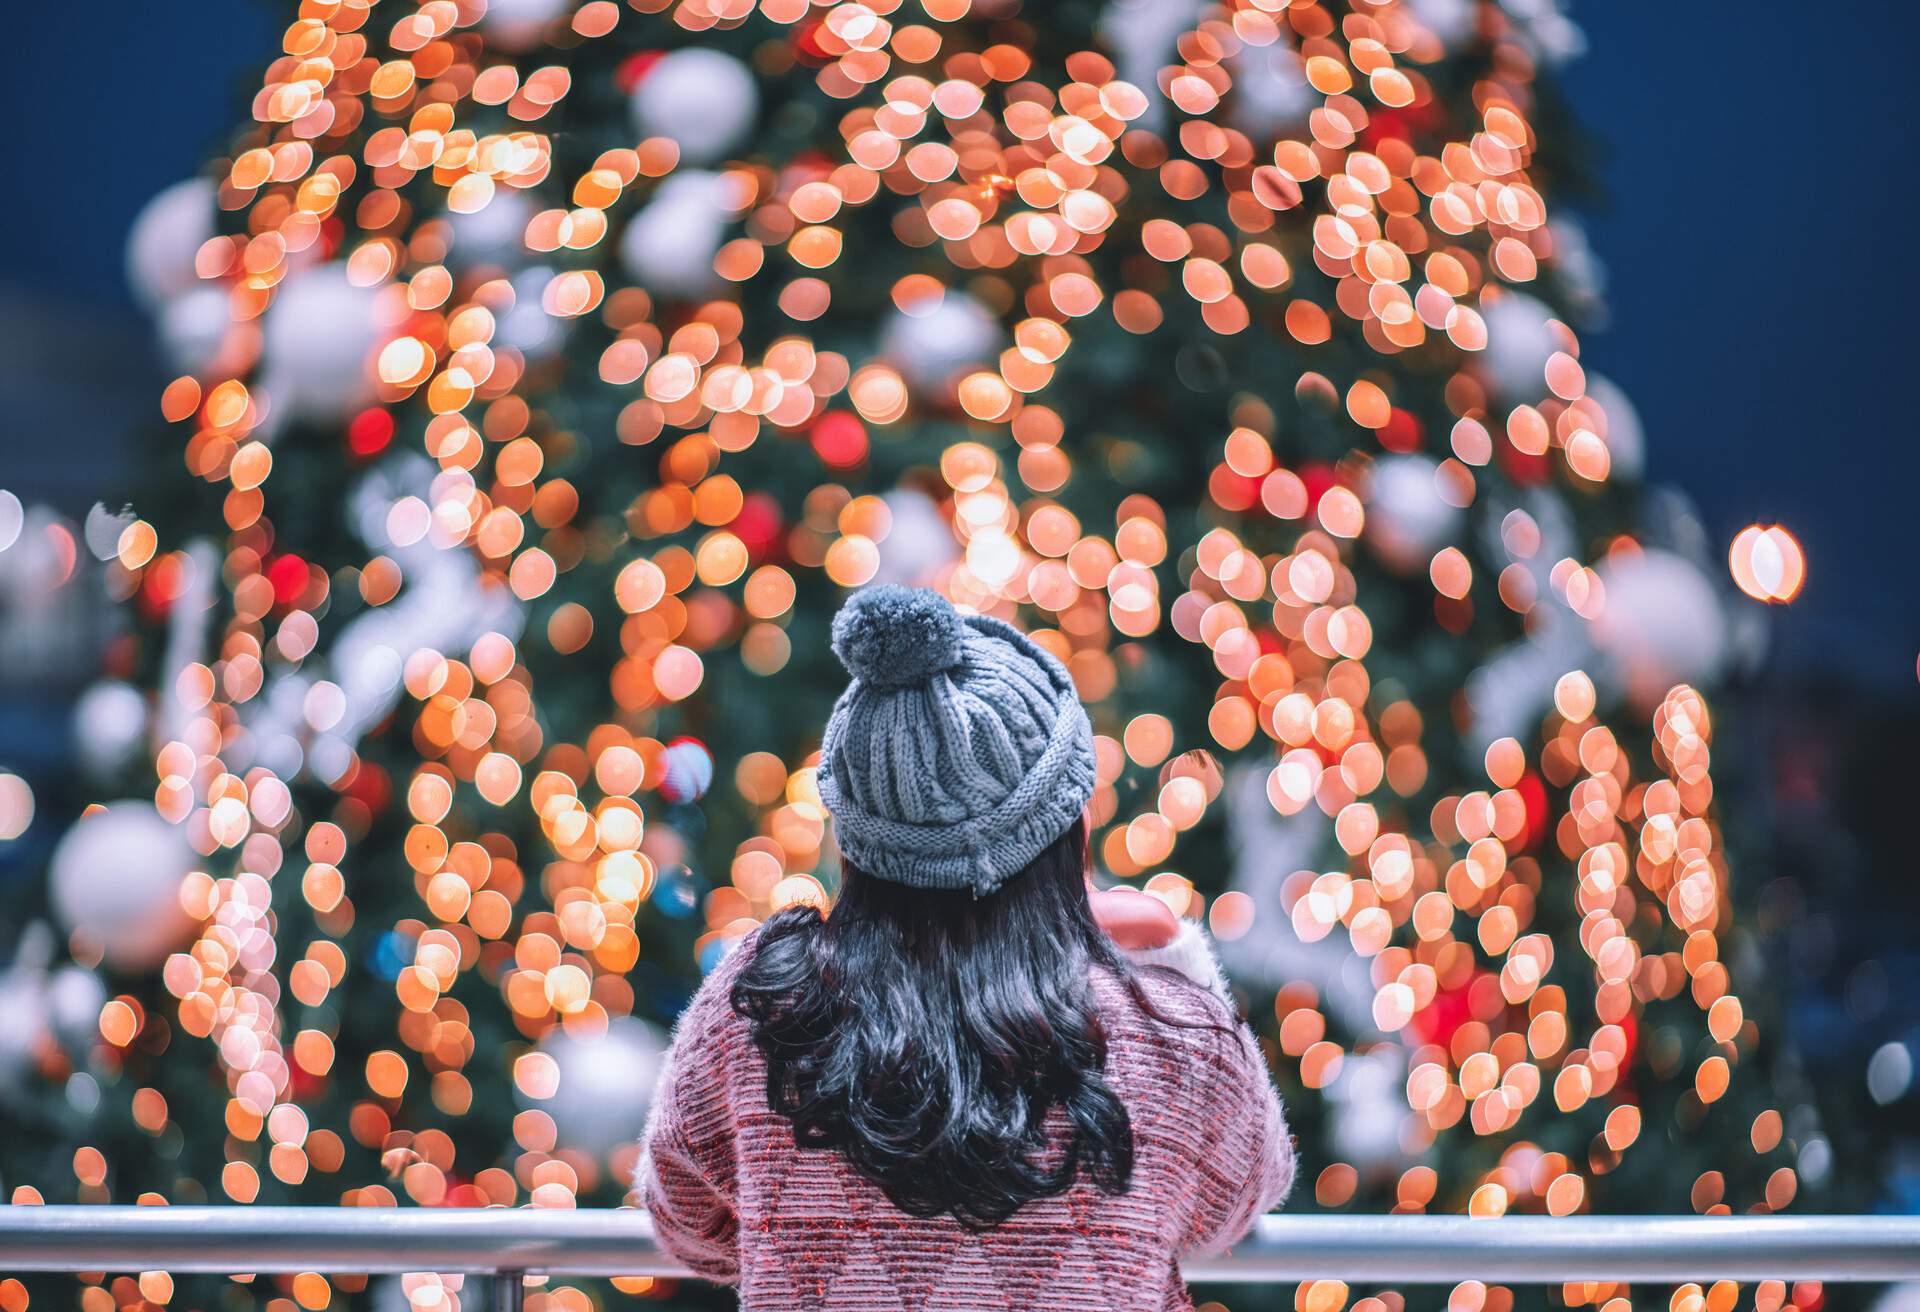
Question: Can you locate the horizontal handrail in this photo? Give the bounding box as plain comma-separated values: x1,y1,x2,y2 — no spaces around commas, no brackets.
1,1208,1917,1284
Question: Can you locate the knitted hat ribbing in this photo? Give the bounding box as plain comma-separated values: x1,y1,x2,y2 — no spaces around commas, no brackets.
816,586,1096,897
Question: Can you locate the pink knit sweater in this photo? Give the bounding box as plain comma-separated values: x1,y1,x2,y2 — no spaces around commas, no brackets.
637,922,1296,1310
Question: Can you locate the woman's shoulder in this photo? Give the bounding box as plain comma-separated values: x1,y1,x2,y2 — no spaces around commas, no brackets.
1092,956,1280,1142
1092,958,1241,1042
1102,921,1242,1025
667,922,766,1044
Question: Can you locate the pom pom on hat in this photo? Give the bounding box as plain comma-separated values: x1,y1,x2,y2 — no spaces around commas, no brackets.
830,585,966,688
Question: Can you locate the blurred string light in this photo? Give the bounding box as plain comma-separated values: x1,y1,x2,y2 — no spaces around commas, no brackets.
1866,1041,1913,1107
0,772,32,841
30,0,1815,1309
0,490,24,552
1728,524,1805,604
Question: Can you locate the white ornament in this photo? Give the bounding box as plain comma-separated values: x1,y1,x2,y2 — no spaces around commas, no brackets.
260,265,384,426
0,923,54,1090
44,965,108,1053
0,505,100,683
496,266,569,362
1479,290,1559,401
1404,0,1476,49
0,975,41,1090
658,740,715,803
880,293,1001,392
1869,1285,1920,1312
1365,455,1462,573
1227,45,1313,139
871,488,958,587
125,178,215,310
629,49,759,167
1582,374,1644,482
529,1016,669,1158
1590,549,1727,708
1546,214,1608,323
157,283,233,377
619,171,736,300
1213,768,1378,1030
445,188,535,271
480,0,572,50
0,505,68,597
48,803,197,972
239,458,523,781
1098,0,1203,132
1326,1048,1409,1176
71,681,150,783
1500,0,1585,64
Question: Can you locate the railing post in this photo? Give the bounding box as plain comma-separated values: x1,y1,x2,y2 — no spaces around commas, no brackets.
470,1272,523,1312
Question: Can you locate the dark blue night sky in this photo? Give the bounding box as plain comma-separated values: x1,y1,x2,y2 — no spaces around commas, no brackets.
1561,5,1919,685
3,2,1914,685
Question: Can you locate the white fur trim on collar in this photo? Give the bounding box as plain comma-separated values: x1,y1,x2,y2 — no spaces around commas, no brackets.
1123,919,1229,1001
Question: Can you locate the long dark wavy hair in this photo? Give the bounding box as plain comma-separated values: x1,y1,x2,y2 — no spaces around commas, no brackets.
730,818,1211,1228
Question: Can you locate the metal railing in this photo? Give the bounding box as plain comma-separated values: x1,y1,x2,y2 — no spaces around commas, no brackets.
3,1208,1916,1309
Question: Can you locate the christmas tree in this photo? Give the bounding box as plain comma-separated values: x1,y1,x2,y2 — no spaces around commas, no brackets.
6,0,1827,1309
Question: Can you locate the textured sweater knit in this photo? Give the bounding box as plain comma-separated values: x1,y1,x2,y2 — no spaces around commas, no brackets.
637,924,1296,1311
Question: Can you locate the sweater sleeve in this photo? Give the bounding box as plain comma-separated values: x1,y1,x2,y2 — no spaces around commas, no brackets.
1167,947,1297,1257
635,944,750,1283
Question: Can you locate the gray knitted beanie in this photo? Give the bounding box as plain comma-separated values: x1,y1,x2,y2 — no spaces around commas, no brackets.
816,586,1097,897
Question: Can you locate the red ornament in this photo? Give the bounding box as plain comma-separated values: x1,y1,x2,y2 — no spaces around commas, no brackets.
1379,407,1423,453
136,572,175,624
1411,979,1475,1049
102,632,139,679
1362,100,1445,152
731,492,784,558
614,50,663,95
810,411,868,469
266,553,309,607
1363,111,1413,149
1298,460,1339,513
344,759,392,816
792,19,832,67
347,408,394,458
782,151,837,187
1617,1009,1640,1069
1516,770,1549,852
1496,439,1551,486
